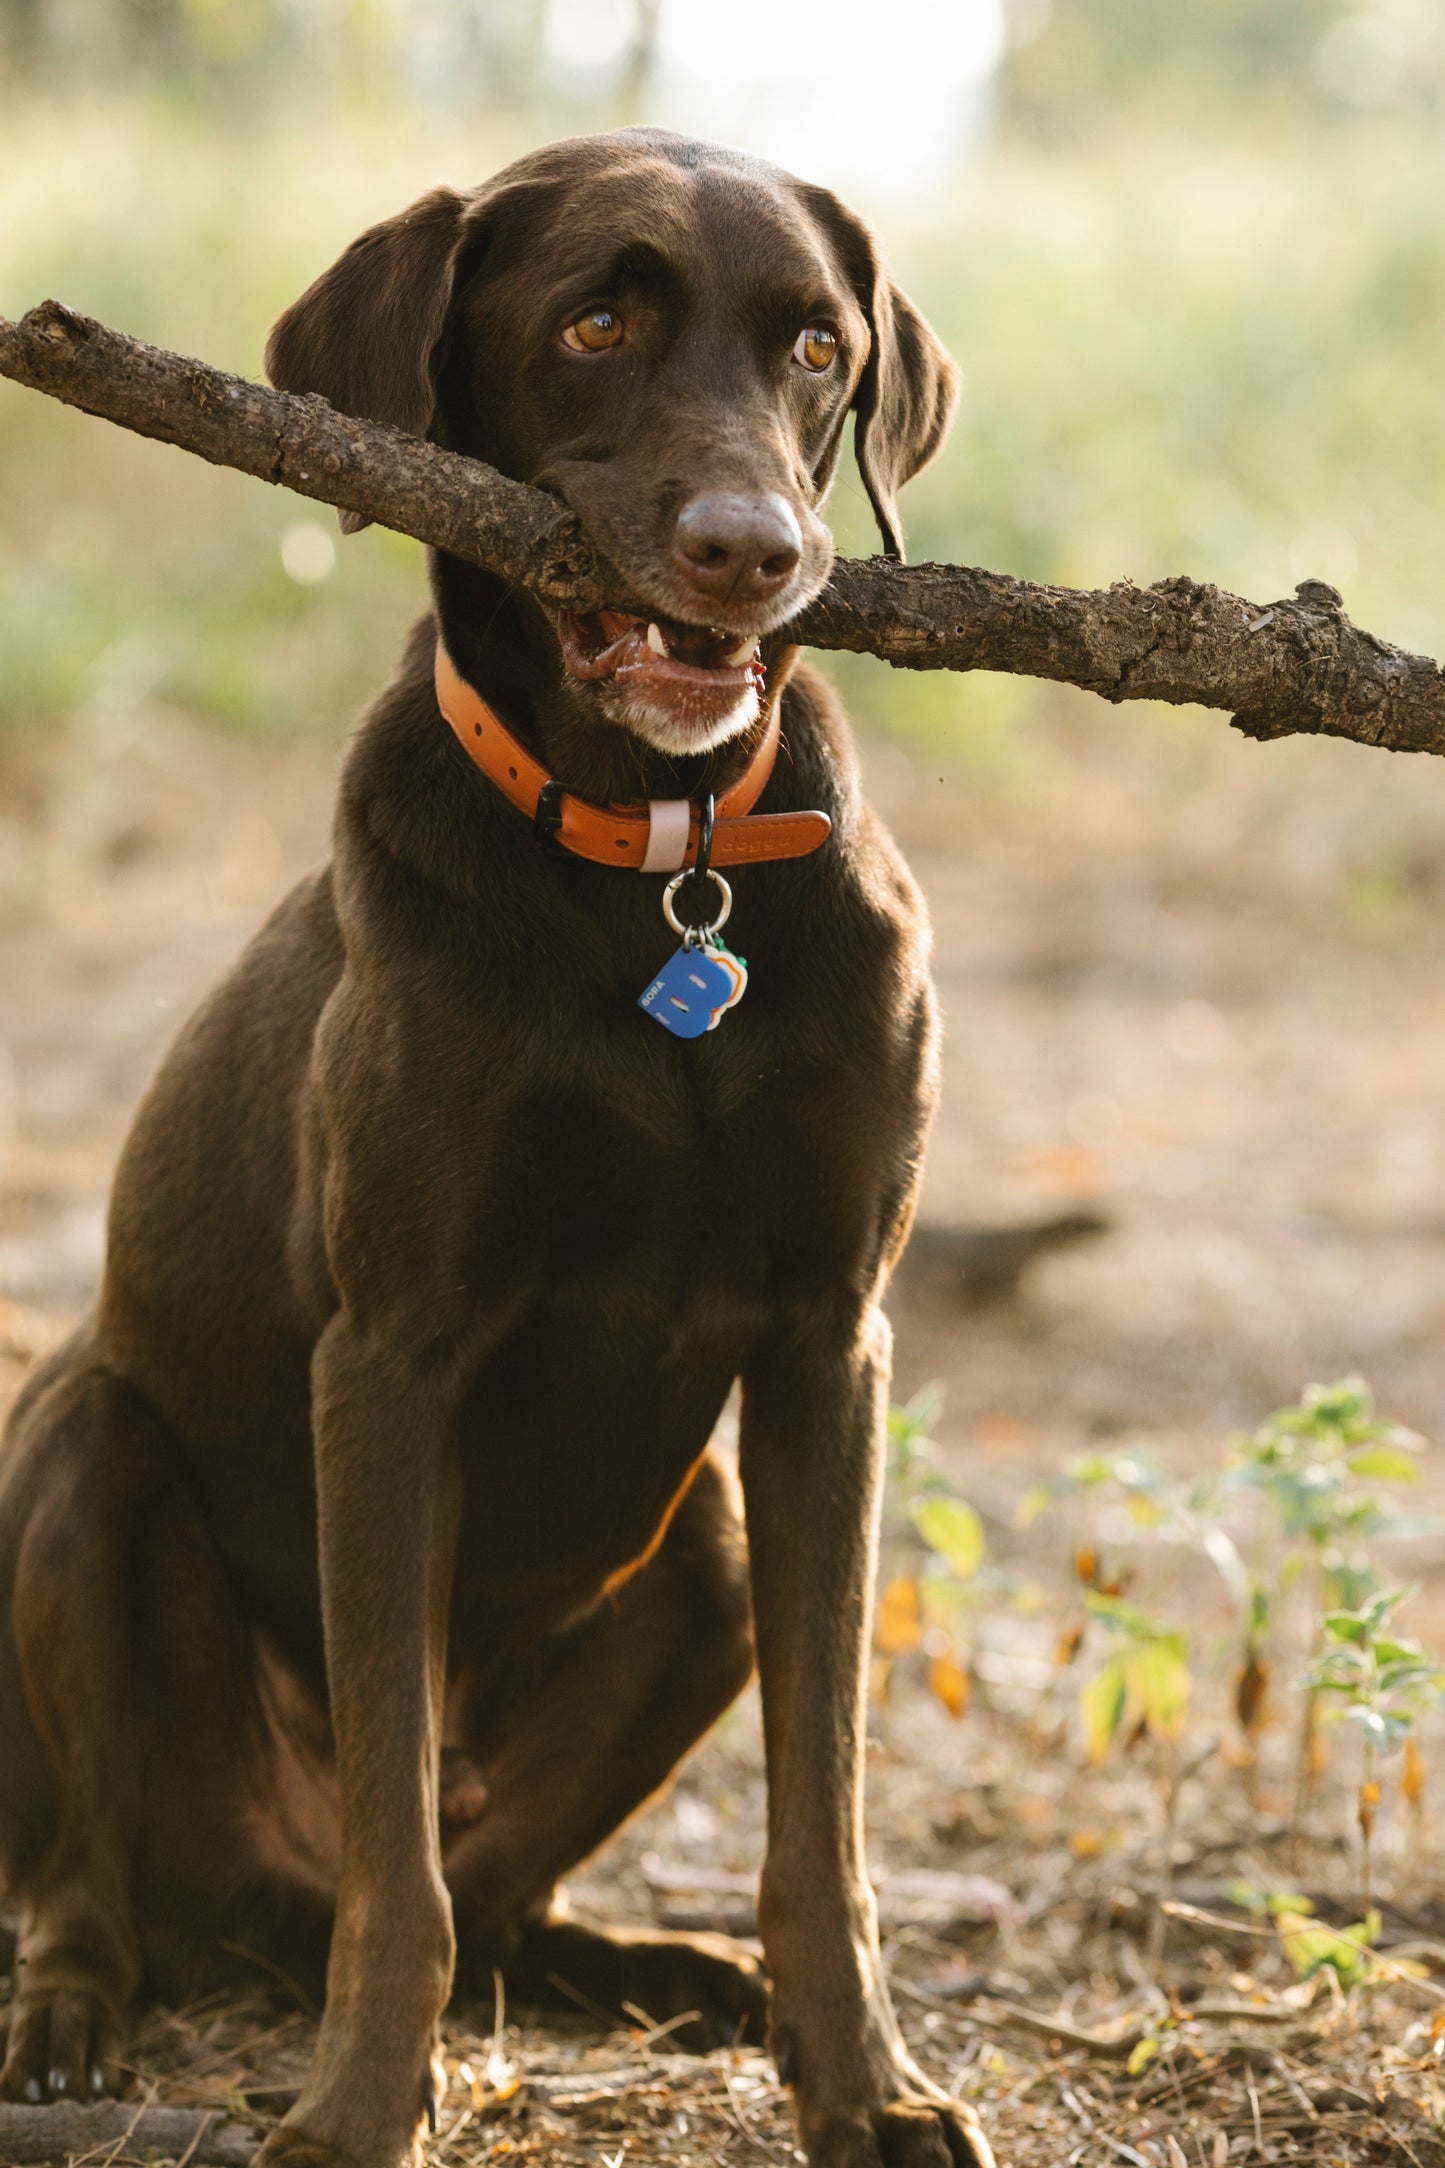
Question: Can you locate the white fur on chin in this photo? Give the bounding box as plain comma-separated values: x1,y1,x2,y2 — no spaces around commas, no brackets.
614,683,760,758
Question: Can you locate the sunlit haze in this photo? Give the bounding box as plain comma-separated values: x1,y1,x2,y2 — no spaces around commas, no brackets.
542,0,1007,196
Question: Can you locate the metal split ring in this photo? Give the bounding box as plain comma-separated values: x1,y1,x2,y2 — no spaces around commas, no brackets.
663,866,733,942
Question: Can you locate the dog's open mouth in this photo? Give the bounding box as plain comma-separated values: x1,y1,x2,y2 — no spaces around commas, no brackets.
557,609,766,749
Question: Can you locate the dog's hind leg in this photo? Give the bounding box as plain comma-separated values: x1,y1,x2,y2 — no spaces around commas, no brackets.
0,1351,172,2101
446,1451,765,2047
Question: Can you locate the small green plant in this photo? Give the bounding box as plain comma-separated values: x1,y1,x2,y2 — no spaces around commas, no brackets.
1217,1379,1433,1829
1077,1594,1192,1763
876,1387,990,1720
1227,1883,1388,1992
1296,1585,1445,1915
1030,1384,1437,1792
1221,1378,1425,1618
1017,1449,1205,1768
888,1375,1445,1943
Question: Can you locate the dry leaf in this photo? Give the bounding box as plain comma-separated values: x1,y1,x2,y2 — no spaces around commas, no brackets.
876,1576,923,1655
1234,1648,1271,1738
1404,1737,1426,1812
928,1647,971,1719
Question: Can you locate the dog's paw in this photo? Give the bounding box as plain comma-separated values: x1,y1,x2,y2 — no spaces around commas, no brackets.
512,1915,770,2051
0,1984,124,2102
255,2127,411,2168
613,1929,770,2051
806,2098,997,2168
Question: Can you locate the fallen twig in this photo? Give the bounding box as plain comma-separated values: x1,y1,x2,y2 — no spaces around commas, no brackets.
970,1999,1149,2060
0,2103,257,2165
5,299,1445,756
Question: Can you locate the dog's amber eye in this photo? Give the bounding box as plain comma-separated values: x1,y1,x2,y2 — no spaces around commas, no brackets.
563,308,625,354
793,326,838,372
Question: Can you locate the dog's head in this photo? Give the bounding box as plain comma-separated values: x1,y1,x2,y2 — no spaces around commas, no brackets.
267,130,956,759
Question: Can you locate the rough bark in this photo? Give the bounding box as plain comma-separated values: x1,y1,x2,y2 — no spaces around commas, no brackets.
0,2102,258,2164
4,298,1444,758
0,301,599,604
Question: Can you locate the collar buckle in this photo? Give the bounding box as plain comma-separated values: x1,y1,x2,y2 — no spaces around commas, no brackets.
533,777,565,852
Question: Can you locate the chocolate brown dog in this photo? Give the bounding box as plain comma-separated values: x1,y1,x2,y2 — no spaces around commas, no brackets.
0,129,995,2168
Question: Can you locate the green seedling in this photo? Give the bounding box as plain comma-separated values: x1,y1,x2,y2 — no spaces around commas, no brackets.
1227,1882,1388,1990
1077,1593,1192,1762
1296,1584,1445,1916
1219,1379,1434,1833
877,1386,993,1720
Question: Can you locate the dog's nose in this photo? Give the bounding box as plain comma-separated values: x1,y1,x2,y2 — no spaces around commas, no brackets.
671,491,803,605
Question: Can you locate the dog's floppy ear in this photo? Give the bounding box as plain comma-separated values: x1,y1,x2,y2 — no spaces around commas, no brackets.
266,186,486,533
799,187,958,562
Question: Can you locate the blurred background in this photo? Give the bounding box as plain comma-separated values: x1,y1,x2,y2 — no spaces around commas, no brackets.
5,0,1445,1462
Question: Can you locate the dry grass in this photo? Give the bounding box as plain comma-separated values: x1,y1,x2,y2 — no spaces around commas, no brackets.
10,1721,1445,2168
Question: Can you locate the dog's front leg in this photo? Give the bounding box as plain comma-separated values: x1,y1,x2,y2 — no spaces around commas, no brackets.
740,1304,997,2168
260,1318,462,2168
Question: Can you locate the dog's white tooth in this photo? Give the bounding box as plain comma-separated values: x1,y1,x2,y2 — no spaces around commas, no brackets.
646,622,669,657
725,635,760,667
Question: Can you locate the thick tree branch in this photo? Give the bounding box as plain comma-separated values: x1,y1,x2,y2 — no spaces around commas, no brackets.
4,298,1444,757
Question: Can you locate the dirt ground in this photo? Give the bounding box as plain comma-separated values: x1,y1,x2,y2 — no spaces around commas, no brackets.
5,669,1445,2166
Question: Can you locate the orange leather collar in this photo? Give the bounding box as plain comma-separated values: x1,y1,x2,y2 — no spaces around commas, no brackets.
434,641,831,872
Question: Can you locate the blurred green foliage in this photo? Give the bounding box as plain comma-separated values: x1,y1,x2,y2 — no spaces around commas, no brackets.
2,0,1445,750
999,0,1442,136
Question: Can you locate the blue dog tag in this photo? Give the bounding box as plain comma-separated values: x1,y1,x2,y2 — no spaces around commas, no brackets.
638,945,736,1039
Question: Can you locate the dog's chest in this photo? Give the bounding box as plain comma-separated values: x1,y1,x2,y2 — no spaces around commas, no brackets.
479,1021,880,1303
444,1040,889,1610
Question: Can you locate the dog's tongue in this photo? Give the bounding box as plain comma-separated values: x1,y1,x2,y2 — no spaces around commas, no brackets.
557,612,641,681
560,611,757,681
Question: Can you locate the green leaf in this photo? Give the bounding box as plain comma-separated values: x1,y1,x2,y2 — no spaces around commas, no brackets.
1126,1641,1192,1741
1065,1455,1111,1483
1372,1639,1424,1666
910,1496,986,1579
1083,1592,1154,1638
895,1380,945,1437
1302,1377,1373,1430
1345,1447,1420,1483
1222,1882,1311,1918
1081,1657,1129,1762
1375,1658,1441,1695
1276,1911,1371,1988
1014,1484,1052,1529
